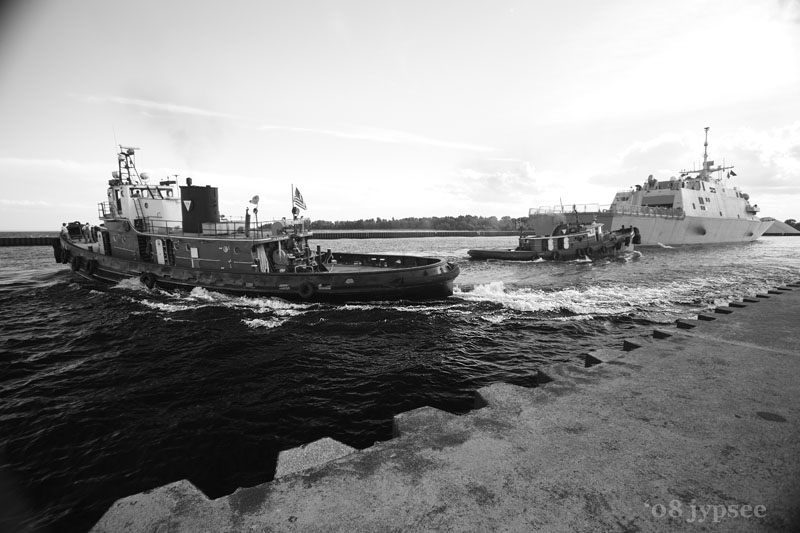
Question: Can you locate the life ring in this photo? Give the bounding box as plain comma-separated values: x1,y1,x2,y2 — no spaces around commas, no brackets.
140,272,156,289
86,259,98,275
552,251,561,261
70,255,82,271
297,281,316,300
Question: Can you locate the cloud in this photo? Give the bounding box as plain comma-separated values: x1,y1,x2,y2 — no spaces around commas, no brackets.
0,198,53,207
259,124,497,152
82,95,244,121
0,156,106,178
81,94,497,153
448,158,540,204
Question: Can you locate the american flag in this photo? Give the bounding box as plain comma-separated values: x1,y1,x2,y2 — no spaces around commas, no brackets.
293,187,307,210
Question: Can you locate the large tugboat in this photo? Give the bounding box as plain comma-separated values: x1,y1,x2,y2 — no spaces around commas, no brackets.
528,127,772,246
468,214,639,261
54,146,459,300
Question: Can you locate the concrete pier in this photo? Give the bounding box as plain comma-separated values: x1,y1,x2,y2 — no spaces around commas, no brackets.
92,281,800,532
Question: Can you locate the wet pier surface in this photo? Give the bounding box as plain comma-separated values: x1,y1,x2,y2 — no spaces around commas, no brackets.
92,281,800,532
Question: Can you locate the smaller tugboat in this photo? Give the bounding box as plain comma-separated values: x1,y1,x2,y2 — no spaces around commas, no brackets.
54,146,459,300
468,211,639,261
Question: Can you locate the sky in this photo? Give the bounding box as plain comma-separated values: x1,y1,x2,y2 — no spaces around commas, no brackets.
1,0,799,231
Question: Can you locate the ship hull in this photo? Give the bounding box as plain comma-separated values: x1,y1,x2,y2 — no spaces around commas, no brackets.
579,213,771,246
56,238,458,301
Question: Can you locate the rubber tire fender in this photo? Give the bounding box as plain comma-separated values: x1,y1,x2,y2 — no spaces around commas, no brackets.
52,240,62,264
140,272,156,289
298,281,316,300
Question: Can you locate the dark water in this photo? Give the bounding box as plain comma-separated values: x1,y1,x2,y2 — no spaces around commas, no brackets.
1,234,799,532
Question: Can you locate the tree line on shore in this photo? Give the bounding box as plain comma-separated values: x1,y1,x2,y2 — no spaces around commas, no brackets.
307,216,800,232
308,215,525,231
784,219,800,230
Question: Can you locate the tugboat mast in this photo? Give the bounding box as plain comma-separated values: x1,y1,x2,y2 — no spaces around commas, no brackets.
117,146,141,184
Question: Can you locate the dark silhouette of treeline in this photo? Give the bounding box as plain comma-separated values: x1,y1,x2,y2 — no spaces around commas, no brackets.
309,215,524,231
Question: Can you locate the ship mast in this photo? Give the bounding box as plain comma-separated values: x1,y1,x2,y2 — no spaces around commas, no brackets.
680,127,733,182
699,126,711,179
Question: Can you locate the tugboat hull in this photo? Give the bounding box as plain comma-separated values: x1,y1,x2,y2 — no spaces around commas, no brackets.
465,248,540,261
57,239,458,301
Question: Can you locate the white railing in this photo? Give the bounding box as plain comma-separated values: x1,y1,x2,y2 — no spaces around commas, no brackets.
140,217,312,238
607,205,685,219
529,204,685,219
529,204,604,215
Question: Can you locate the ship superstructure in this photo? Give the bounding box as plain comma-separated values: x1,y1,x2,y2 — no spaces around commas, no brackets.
529,128,772,246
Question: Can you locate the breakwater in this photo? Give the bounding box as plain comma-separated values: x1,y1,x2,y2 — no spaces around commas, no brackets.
0,236,58,246
312,230,518,239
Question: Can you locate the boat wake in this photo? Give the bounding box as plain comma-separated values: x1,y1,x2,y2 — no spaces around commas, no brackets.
454,280,694,321
111,280,461,329
115,284,312,328
619,250,643,262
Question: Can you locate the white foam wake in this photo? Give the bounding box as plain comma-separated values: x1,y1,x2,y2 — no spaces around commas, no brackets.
454,281,679,317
